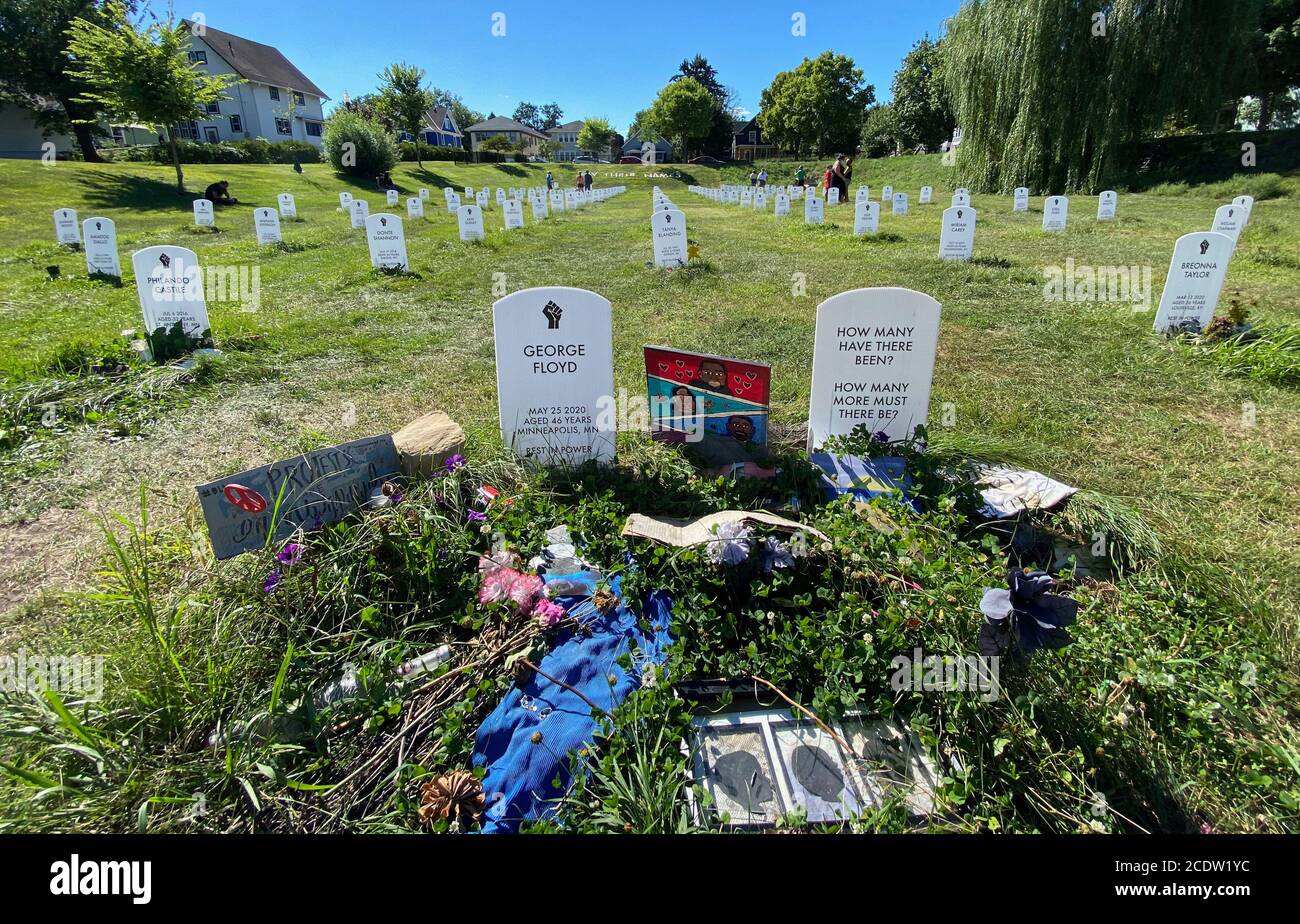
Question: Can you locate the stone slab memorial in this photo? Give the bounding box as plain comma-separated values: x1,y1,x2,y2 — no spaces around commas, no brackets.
808,287,942,447
365,213,409,271
458,204,485,241
1211,203,1244,247
805,194,824,225
857,186,870,204
193,199,214,227
892,192,909,215
419,187,430,201
827,187,840,205
652,208,688,267
82,217,120,277
1232,195,1254,226
951,191,970,208
882,185,893,203
446,191,461,212
1097,190,1117,220
254,207,282,245
278,193,297,218
939,206,976,261
54,208,80,246
919,186,932,204
853,200,879,236
338,191,354,210
196,434,401,560
1153,231,1233,335
407,196,424,219
386,189,399,206
350,199,370,229
1013,187,1029,211
531,197,548,221
774,193,790,217
492,286,615,466
1042,196,1068,231
503,198,525,229
131,244,212,345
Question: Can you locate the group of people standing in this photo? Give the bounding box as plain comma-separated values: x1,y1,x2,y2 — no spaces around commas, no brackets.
542,170,593,192
821,154,854,203
747,168,769,188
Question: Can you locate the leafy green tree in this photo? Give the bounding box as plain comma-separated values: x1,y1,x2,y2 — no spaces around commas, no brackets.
65,2,238,190
478,134,513,153
758,52,875,156
890,37,954,152
539,102,564,130
577,117,613,158
1247,0,1300,127
376,62,435,166
859,104,899,158
671,54,739,157
513,101,540,129
642,77,715,159
323,109,397,177
0,0,132,162
944,0,1263,192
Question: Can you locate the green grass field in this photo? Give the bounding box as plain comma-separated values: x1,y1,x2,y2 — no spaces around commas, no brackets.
1,154,1297,833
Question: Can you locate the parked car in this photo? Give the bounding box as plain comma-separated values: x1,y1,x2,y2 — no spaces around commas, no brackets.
619,155,642,164
573,156,599,164
689,155,726,166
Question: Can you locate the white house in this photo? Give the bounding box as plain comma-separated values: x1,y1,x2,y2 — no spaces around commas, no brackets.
547,120,584,161
178,21,328,146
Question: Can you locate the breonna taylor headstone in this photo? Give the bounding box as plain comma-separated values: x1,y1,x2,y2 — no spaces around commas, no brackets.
939,206,976,261
807,287,942,447
82,216,120,277
1152,231,1233,335
651,208,687,267
53,208,80,245
365,213,409,271
492,286,615,465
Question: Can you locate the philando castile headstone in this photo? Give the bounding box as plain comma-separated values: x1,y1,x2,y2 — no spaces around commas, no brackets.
492,286,615,465
131,245,212,344
1153,231,1233,335
808,287,942,448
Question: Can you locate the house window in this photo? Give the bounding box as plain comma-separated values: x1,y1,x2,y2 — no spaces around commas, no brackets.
305,121,322,137
205,101,220,115
174,120,199,141
749,130,756,143
293,91,306,106
188,50,207,64
229,114,243,133
269,87,280,101
275,117,292,135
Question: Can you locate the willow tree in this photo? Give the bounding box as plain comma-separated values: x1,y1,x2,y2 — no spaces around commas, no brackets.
943,0,1262,192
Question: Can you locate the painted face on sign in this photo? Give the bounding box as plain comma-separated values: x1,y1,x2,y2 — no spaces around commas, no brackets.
697,360,727,391
727,416,756,443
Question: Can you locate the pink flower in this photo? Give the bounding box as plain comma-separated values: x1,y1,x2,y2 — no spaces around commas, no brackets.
509,573,544,614
478,569,515,605
534,598,566,629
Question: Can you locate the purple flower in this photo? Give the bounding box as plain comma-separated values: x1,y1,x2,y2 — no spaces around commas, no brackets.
871,430,890,445
467,510,486,523
262,569,282,593
759,538,795,573
275,542,303,568
706,521,752,566
445,453,466,474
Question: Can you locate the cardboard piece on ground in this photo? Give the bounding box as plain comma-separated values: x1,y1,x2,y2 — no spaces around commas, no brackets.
621,510,828,546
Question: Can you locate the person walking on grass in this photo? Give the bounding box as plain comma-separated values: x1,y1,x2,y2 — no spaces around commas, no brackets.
749,170,757,187
546,171,553,190
757,168,768,188
795,165,806,190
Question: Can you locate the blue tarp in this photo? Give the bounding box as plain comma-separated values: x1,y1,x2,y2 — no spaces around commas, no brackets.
472,568,673,833
810,452,914,507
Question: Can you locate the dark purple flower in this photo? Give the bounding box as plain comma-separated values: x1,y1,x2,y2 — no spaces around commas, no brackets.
445,453,466,474
262,569,282,593
275,542,303,568
466,510,486,523
871,430,890,444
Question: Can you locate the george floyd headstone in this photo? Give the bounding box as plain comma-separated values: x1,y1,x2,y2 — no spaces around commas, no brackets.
365,213,409,271
407,196,424,219
278,193,297,218
1042,196,1068,231
386,189,399,206
457,203,485,241
82,217,120,277
1013,187,1030,212
350,199,370,229
1211,203,1244,247
492,286,616,465
774,193,790,217
54,208,81,246
253,207,282,245
805,194,825,225
651,208,688,267
853,200,879,236
892,192,909,215
919,186,933,204
193,199,214,227
196,434,400,560
1097,190,1117,220
503,198,525,229
807,287,942,447
1153,231,1233,335
951,191,970,208
338,191,354,210
1232,195,1254,226
939,206,976,261
131,245,212,347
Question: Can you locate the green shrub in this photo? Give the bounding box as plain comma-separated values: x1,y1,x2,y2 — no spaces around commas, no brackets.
323,110,398,177
103,139,322,165
396,141,469,162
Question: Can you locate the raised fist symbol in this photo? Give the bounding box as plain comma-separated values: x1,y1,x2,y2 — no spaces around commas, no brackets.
543,300,562,329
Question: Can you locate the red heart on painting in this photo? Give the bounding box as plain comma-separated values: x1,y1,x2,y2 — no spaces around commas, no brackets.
675,370,686,379
675,359,684,367
658,362,669,372
745,371,757,380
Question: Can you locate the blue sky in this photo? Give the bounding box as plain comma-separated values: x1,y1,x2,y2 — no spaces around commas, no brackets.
187,0,960,131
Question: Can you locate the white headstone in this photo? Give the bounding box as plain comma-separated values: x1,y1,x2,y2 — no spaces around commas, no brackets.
1042,196,1068,231
419,187,430,201
551,189,565,211
892,192,909,215
253,207,282,245
1153,231,1233,335
531,197,548,221
882,185,893,203
1097,190,1117,220
774,193,791,217
82,216,120,277
954,187,970,199
503,198,525,230
193,199,214,227
853,200,879,236
754,190,767,210
457,204,485,241
277,193,297,219
939,206,976,261
951,191,971,208
446,191,462,212
350,199,370,229
131,245,211,342
856,186,870,204
1013,187,1030,212
386,189,399,206
651,208,688,267
827,187,840,205
919,186,933,204
477,189,489,209
53,208,80,245
808,287,942,446
365,213,409,271
465,186,474,197
805,194,824,225
1232,195,1254,226
407,196,424,219
492,286,615,465
1211,203,1244,247
496,188,506,206
339,191,354,210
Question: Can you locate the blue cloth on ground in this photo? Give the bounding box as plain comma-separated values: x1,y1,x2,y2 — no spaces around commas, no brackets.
810,452,914,508
472,569,673,833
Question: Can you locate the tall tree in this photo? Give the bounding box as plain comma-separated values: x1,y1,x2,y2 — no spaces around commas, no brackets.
377,62,435,165
512,101,540,129
576,117,613,158
66,2,237,190
642,77,716,159
0,0,131,162
758,52,874,156
539,102,564,130
512,100,563,131
944,0,1263,192
671,54,737,156
890,37,955,152
1248,0,1300,127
